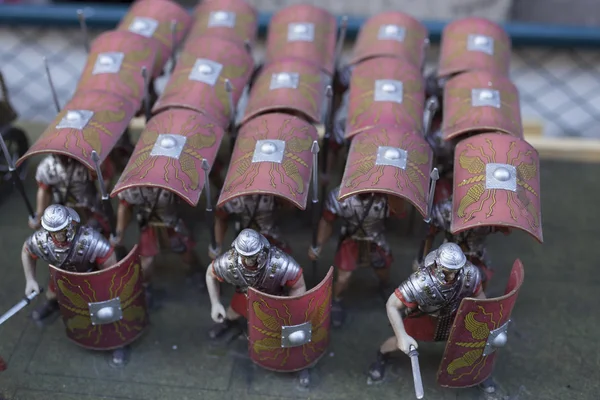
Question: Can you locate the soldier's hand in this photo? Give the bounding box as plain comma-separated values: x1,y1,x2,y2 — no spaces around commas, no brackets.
208,244,222,260
211,303,226,323
109,233,122,247
25,280,40,296
397,334,418,355
28,215,40,230
308,245,321,261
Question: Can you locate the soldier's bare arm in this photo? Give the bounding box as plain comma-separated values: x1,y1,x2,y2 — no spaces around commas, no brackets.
21,241,40,295
288,273,307,296
205,263,222,305
386,292,419,354
115,201,133,240
99,251,117,270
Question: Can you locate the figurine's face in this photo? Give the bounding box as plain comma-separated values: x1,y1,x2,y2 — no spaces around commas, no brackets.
241,254,259,269
441,268,458,282
49,229,68,243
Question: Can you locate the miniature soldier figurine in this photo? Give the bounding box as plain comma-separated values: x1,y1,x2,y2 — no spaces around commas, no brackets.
308,187,400,327
111,187,204,305
367,242,498,394
21,205,128,365
209,195,292,259
29,155,112,236
206,228,306,339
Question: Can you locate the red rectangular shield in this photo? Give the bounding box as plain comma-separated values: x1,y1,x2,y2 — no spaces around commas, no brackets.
345,57,425,139
76,31,159,108
110,109,226,207
438,17,511,78
117,0,192,77
152,36,254,129
437,259,525,387
217,113,318,210
49,245,148,350
241,59,329,126
338,127,433,218
190,0,258,46
442,71,522,140
350,11,429,68
451,133,543,243
15,90,136,171
265,4,337,75
247,267,333,372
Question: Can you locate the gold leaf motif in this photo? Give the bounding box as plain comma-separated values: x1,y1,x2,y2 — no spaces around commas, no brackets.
252,301,282,332
456,183,485,218
458,151,486,174
446,349,484,374
118,264,140,305
66,315,91,332
253,337,281,354
57,280,88,309
122,305,146,323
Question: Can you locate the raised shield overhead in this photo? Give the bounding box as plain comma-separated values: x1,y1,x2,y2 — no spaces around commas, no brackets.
218,113,318,210
111,108,225,207
48,245,148,350
442,71,522,141
265,4,337,76
241,60,329,126
338,127,433,217
117,0,192,77
15,90,135,171
438,17,511,78
345,57,425,139
76,31,158,108
190,0,258,46
350,11,429,68
437,259,525,387
248,267,333,372
451,133,543,243
153,36,254,129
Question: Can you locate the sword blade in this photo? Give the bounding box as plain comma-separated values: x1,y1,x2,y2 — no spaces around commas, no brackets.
0,291,41,326
409,347,425,399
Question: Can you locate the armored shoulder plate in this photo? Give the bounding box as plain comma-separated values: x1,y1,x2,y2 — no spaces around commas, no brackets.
461,262,483,297
260,247,302,293
324,186,343,215
25,230,52,261
74,226,112,264
117,188,142,205
431,197,452,232
398,268,436,308
34,156,60,186
212,249,241,285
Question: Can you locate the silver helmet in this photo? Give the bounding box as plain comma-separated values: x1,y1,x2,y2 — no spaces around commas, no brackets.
41,204,80,232
233,229,269,256
435,242,466,271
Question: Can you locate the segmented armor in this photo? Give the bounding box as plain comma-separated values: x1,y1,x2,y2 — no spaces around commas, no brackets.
212,246,302,295
332,91,349,147
35,156,101,212
431,197,493,264
118,187,181,228
25,225,112,272
398,254,482,340
325,186,390,252
221,195,285,243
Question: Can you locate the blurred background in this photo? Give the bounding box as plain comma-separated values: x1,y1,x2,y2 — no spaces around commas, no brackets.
1,0,599,141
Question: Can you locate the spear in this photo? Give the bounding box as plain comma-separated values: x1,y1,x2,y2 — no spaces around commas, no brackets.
141,66,152,122
415,168,440,264
201,159,217,250
0,128,35,219
169,20,177,74
43,57,60,113
334,16,349,71
77,9,90,53
320,86,333,203
224,79,237,153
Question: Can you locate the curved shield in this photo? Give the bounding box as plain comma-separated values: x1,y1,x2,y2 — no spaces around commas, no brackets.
338,127,433,217
248,267,333,372
117,0,192,77
346,57,425,139
190,0,258,46
76,31,158,108
48,245,148,350
438,17,511,78
242,60,328,126
437,259,524,387
111,109,225,207
350,11,429,68
451,133,542,243
265,4,337,75
218,113,318,210
15,90,135,170
153,36,254,128
442,71,522,140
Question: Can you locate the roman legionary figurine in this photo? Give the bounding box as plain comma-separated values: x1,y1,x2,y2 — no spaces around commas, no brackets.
206,228,333,387
207,229,304,338
367,243,525,397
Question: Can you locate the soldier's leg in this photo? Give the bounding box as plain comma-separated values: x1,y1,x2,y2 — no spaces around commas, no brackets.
368,336,397,382
32,282,60,321
110,346,131,368
140,255,156,308
331,269,353,328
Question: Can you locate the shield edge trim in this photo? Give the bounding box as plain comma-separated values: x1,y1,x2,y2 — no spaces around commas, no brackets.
442,126,523,141
110,182,203,207
436,258,525,387
216,190,309,211
48,245,148,351
248,266,334,372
